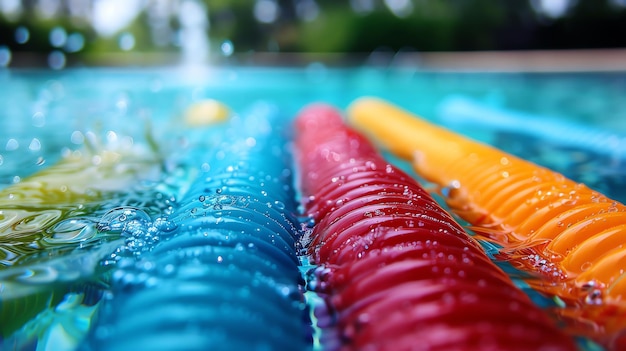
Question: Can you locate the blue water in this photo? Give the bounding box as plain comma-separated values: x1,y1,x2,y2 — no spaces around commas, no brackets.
3,67,626,185
1,66,625,350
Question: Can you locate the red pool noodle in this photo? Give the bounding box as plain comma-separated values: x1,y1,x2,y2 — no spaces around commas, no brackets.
294,104,577,351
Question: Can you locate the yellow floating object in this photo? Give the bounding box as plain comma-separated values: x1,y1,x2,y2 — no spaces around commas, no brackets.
348,97,626,347
184,99,231,127
0,145,161,265
0,144,162,338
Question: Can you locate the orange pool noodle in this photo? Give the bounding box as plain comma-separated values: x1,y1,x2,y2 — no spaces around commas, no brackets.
348,97,626,347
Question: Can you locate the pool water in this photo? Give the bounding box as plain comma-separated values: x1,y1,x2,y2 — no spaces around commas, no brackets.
1,66,625,350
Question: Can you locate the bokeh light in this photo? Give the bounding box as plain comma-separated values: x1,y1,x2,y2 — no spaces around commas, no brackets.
0,0,624,68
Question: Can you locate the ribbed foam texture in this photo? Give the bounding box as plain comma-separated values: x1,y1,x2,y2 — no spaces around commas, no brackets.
295,104,577,351
84,104,311,351
348,97,626,348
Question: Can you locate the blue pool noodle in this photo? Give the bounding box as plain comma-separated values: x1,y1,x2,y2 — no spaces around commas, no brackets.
84,104,310,351
438,96,626,161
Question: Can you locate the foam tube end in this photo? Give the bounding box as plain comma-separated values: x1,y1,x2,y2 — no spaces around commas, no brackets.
295,103,344,133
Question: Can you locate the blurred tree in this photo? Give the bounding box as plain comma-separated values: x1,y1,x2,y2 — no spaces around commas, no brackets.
532,0,626,49
2,0,626,64
296,1,458,52
208,0,268,52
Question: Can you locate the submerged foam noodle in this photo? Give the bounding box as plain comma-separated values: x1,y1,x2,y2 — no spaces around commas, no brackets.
0,143,162,340
183,99,231,127
0,147,162,261
348,97,626,348
295,103,577,351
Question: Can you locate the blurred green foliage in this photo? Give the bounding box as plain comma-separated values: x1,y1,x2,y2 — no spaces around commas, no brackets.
1,0,626,63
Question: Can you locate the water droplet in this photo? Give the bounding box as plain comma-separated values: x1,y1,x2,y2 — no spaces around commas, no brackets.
5,139,18,151
199,195,206,202
32,111,46,127
29,138,41,151
153,217,177,233
581,261,592,272
97,207,150,233
162,264,175,275
71,131,84,144
585,289,603,305
273,200,285,210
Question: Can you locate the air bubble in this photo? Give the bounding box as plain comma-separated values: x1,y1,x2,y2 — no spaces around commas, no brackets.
32,111,46,127
153,216,177,233
97,207,150,233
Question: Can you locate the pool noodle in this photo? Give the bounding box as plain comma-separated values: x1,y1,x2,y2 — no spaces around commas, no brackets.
438,95,626,160
295,104,577,351
348,97,626,348
85,104,310,351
